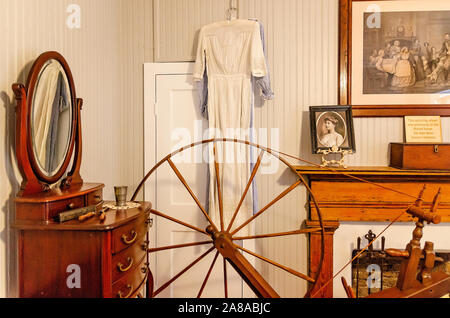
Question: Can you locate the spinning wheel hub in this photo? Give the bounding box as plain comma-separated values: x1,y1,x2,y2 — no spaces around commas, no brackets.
206,225,235,258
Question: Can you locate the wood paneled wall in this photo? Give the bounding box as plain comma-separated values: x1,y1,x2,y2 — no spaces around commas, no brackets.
239,0,339,298
154,0,230,61
0,0,153,297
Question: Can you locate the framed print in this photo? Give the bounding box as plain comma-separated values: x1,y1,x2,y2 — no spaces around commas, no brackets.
339,0,450,117
309,106,356,154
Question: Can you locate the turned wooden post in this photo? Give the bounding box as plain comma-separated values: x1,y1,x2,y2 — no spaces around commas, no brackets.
396,187,441,290
306,220,339,298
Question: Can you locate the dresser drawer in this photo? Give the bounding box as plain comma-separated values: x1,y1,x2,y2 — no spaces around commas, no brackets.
112,214,149,254
47,196,85,219
112,236,148,283
86,189,103,206
112,257,147,298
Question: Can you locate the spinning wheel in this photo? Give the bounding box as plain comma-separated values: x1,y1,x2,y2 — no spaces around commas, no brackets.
131,138,325,298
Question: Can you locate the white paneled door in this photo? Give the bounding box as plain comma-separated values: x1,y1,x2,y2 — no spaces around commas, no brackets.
144,63,243,298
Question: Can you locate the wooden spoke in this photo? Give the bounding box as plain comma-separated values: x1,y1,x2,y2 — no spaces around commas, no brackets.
213,143,224,231
153,246,215,297
167,158,218,231
231,179,303,235
223,258,228,298
197,251,220,298
150,209,208,236
235,244,315,283
148,240,213,253
226,149,265,232
233,228,322,241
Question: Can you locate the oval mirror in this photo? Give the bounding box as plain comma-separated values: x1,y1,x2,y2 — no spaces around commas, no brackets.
31,59,73,177
25,52,77,184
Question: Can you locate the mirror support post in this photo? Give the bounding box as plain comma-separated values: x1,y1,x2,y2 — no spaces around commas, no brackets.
61,98,83,188
12,83,45,195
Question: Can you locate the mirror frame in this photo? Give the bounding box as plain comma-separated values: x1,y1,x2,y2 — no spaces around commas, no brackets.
13,51,83,195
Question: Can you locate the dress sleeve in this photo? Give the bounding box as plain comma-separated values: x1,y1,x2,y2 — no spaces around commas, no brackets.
250,21,267,78
253,21,274,100
193,27,206,81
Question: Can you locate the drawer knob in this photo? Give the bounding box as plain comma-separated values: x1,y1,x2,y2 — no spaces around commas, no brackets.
121,230,138,245
117,284,133,298
117,257,134,272
67,203,76,209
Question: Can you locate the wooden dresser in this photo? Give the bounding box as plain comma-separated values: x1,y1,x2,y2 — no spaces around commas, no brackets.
13,183,152,298
12,51,153,298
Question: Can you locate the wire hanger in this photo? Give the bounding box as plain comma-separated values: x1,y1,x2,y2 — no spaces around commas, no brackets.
226,0,238,21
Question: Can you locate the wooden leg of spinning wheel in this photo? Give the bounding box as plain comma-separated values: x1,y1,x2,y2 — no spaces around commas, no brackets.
146,267,154,298
225,250,280,298
208,228,279,298
306,220,339,298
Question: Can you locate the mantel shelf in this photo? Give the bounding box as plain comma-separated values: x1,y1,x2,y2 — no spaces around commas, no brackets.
295,165,450,223
295,165,450,176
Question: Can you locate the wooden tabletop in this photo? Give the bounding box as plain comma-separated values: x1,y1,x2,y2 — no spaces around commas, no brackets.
294,165,450,175
294,166,450,182
13,201,152,231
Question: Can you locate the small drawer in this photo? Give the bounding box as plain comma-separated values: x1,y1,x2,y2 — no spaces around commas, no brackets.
112,258,148,298
112,236,147,283
112,215,149,254
87,189,103,206
47,196,85,219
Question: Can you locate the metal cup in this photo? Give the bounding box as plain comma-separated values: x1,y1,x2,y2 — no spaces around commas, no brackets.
114,186,128,207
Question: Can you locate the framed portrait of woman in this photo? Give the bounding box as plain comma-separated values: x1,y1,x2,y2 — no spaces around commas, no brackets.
309,105,356,154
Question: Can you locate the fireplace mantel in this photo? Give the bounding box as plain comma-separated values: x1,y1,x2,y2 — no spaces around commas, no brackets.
295,165,450,298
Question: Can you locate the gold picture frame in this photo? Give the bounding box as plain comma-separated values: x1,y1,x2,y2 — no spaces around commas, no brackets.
339,0,450,117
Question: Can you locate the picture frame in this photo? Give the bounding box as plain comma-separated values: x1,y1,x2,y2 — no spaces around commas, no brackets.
339,0,450,117
309,105,356,154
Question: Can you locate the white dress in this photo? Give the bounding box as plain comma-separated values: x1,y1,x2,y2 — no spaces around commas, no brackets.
194,19,267,234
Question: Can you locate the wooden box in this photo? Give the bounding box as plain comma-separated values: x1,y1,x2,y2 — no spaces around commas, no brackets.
390,143,450,170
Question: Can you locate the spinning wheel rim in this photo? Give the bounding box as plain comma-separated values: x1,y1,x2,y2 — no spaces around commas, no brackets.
133,138,326,298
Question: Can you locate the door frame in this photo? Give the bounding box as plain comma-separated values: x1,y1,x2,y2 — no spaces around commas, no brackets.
143,62,195,285
143,62,194,201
